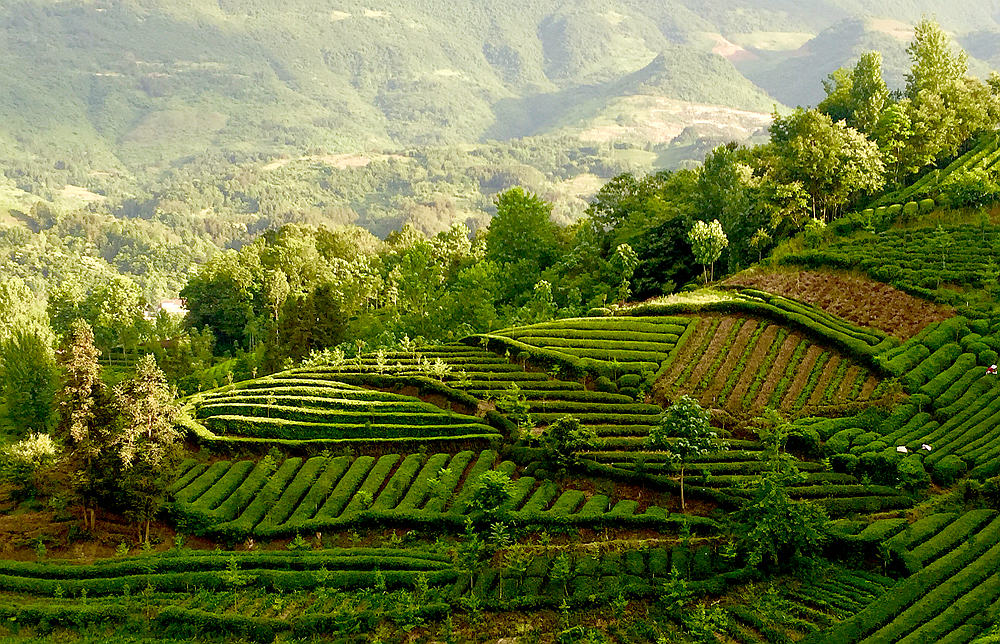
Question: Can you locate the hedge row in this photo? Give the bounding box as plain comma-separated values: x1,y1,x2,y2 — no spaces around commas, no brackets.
168,451,687,539
805,514,1000,644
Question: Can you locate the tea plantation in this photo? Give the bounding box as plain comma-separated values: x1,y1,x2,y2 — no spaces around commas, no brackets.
12,202,1000,642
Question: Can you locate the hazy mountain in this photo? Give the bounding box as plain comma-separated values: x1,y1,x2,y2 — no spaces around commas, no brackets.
3,0,998,175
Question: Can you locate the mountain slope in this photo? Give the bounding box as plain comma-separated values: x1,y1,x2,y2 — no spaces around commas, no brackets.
2,0,997,176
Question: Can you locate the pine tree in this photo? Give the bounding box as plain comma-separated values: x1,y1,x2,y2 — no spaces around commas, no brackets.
57,319,106,530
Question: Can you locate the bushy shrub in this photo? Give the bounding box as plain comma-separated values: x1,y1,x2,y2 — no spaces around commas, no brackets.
787,427,821,458
594,376,618,393
940,166,1000,208
919,198,936,213
857,452,897,485
0,433,60,500
902,201,919,220
830,453,859,474
803,218,827,249
826,428,859,455
617,374,642,389
931,455,968,486
897,455,930,492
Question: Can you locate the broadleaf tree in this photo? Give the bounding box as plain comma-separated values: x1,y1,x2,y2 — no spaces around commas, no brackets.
687,219,728,283
646,395,722,511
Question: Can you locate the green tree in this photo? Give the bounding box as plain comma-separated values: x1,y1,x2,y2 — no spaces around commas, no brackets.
874,102,915,185
0,321,58,435
819,52,889,136
905,18,968,99
610,243,639,305
543,415,597,468
734,469,829,573
848,51,890,135
470,470,513,517
57,320,111,530
112,355,181,542
748,228,772,263
687,219,728,283
646,395,720,511
770,108,885,220
181,248,264,352
817,66,854,124
485,188,560,303
698,144,757,269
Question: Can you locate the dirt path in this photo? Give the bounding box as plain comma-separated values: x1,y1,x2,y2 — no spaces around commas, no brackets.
754,334,804,411
781,345,824,409
728,324,779,413
860,374,880,399
662,318,710,385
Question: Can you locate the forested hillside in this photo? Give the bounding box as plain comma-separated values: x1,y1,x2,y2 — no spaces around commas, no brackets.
4,6,1000,644
3,0,1000,309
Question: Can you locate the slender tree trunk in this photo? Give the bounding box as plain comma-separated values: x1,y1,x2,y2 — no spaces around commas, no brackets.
680,465,686,511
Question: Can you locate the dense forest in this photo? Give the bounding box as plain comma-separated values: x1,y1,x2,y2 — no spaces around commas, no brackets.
3,5,1000,644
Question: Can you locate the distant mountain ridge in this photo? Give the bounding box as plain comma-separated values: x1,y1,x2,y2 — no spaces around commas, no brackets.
2,0,998,174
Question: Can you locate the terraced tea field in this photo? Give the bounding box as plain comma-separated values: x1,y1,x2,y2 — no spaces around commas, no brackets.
183,373,500,449
725,567,896,643
167,450,679,538
808,511,1000,644
655,315,889,420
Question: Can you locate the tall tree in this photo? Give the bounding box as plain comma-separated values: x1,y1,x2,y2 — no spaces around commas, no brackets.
57,319,110,530
0,321,58,435
817,67,854,124
112,354,181,542
770,108,885,220
687,219,728,283
905,18,968,99
485,188,560,303
848,51,889,135
647,395,721,511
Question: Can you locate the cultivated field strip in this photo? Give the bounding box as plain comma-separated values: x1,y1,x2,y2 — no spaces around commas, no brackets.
787,222,1000,297
284,345,666,442
188,376,496,443
806,512,1000,644
725,567,895,643
658,315,884,418
494,315,692,377
0,544,709,634
584,449,911,515
168,451,671,537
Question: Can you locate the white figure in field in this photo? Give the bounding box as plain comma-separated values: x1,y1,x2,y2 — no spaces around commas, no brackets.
988,364,998,376
896,445,908,454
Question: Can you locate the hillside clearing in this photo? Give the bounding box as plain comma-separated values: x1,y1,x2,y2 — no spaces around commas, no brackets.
725,268,954,339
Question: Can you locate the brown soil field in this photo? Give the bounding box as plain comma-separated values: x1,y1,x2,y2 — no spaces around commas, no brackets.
700,319,760,408
687,317,740,387
728,324,779,410
781,345,824,407
837,364,864,400
806,355,842,407
725,268,955,339
755,334,805,410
